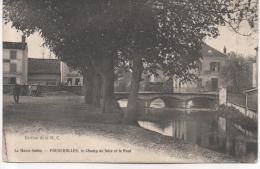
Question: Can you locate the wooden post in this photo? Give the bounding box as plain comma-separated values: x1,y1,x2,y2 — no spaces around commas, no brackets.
245,93,248,117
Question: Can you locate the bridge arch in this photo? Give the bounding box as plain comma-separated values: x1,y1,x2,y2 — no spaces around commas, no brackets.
149,96,216,109
149,96,185,108
185,97,216,109
149,98,165,108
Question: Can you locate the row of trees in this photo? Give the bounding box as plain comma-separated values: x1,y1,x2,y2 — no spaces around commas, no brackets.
221,52,257,93
3,0,257,125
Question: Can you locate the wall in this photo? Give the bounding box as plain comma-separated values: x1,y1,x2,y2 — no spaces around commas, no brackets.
3,84,83,96
3,48,28,84
22,47,28,84
28,74,61,85
3,49,24,73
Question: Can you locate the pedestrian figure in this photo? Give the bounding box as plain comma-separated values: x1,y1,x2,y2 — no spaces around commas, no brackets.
36,84,41,96
31,85,37,96
28,84,32,96
13,84,20,104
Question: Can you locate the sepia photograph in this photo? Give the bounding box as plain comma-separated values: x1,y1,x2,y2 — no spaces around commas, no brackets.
1,0,259,164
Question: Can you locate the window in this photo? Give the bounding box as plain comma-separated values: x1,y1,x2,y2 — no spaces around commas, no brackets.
210,62,220,72
10,77,16,84
10,50,17,60
211,78,218,91
3,59,10,63
10,63,17,73
67,78,72,86
75,78,80,86
3,77,9,85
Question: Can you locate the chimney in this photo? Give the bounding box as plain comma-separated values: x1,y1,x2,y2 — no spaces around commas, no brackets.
223,46,227,54
22,35,26,44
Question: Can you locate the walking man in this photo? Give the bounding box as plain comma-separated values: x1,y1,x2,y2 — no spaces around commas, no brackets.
28,84,32,96
13,84,21,104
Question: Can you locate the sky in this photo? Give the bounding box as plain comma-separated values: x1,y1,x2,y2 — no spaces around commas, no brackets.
3,22,258,58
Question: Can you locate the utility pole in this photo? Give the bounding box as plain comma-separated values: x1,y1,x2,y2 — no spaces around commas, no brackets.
49,51,52,59
245,92,248,117
41,45,45,59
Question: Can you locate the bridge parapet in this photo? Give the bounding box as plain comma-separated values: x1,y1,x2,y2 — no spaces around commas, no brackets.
115,92,219,109
115,92,218,100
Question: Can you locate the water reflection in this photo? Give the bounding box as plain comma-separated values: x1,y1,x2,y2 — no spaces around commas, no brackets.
118,98,257,162
149,97,216,109
118,99,128,108
138,112,257,162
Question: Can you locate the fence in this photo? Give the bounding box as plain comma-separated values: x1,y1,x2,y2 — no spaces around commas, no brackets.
3,84,83,96
3,85,29,96
227,88,257,121
142,81,173,92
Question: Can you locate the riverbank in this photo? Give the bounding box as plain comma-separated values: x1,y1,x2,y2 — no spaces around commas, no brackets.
3,95,237,163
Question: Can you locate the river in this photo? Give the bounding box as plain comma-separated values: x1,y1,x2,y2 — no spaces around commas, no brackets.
118,98,257,162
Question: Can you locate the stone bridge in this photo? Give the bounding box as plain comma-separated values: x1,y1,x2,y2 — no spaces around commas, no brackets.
115,92,219,109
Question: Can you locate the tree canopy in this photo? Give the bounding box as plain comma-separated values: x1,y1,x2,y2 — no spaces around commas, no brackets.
4,0,257,75
3,0,258,123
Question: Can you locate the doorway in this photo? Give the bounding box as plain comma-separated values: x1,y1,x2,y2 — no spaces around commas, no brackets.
211,78,218,91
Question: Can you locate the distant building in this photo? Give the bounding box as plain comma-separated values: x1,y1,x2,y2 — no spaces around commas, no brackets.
172,44,228,92
28,58,60,85
60,62,83,86
144,44,228,93
3,36,28,85
115,44,228,93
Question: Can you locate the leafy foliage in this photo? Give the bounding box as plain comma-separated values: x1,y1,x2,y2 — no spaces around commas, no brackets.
3,0,258,80
221,52,255,92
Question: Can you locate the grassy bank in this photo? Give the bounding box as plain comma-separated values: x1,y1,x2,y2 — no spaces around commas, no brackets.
3,95,238,163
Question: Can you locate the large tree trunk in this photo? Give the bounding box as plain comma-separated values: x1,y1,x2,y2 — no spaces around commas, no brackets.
83,67,94,104
88,52,120,114
82,64,102,106
93,72,102,107
101,55,118,113
123,56,143,125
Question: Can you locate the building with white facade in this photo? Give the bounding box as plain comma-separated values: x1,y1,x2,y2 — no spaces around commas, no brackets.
172,44,228,92
147,44,228,92
60,62,83,86
116,44,228,93
3,36,28,85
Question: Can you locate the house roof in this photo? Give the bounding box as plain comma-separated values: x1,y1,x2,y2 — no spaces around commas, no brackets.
201,44,227,58
28,58,60,74
3,42,27,50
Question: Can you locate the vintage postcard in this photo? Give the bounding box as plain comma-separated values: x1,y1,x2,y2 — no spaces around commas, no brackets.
2,0,258,163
